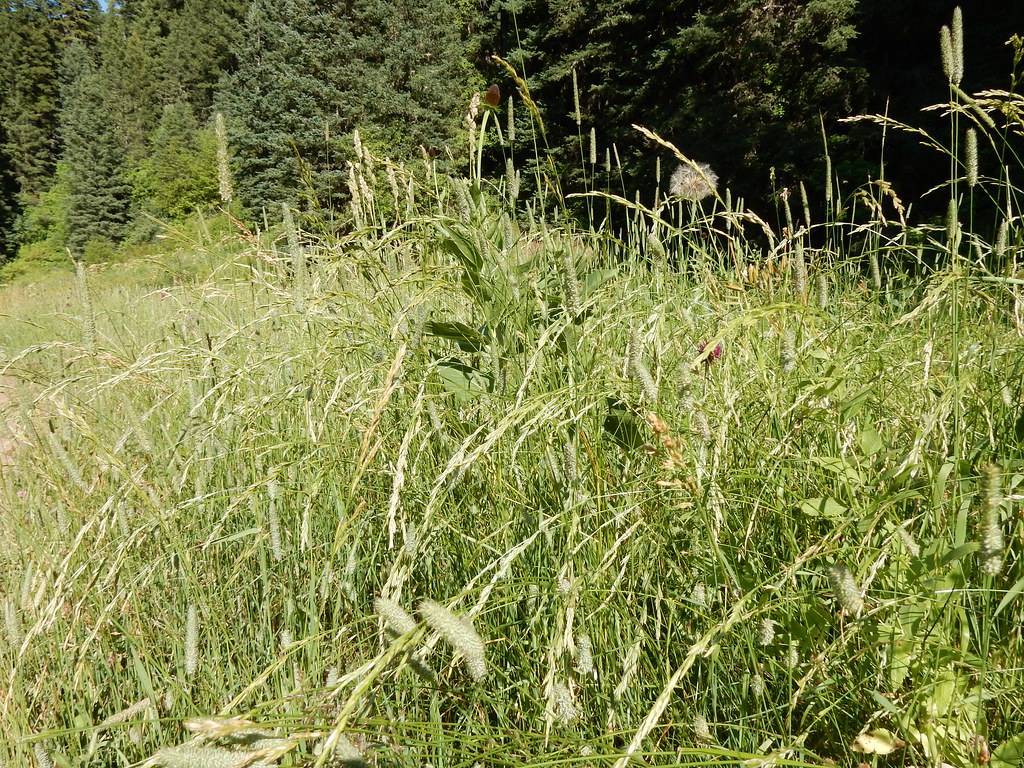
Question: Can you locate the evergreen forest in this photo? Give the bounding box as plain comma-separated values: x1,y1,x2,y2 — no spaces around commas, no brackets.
1,0,1023,267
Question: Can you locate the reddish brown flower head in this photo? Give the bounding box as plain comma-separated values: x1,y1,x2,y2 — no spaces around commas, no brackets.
483,84,501,107
697,340,723,363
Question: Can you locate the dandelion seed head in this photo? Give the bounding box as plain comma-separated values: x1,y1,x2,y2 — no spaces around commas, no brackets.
669,162,718,202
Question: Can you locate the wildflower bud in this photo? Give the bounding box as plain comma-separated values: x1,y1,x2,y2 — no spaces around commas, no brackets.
758,617,776,647
828,564,864,616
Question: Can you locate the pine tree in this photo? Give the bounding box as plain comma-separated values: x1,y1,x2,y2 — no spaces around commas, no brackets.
331,0,474,156
53,0,102,46
60,41,133,253
477,0,865,206
98,3,169,160
163,0,247,117
0,0,61,199
0,122,21,260
131,102,218,219
222,0,347,216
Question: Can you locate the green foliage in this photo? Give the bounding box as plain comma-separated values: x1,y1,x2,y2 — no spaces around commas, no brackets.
162,0,248,117
478,0,866,205
59,41,133,255
0,0,61,198
15,160,71,253
130,103,219,220
221,0,349,215
97,3,168,161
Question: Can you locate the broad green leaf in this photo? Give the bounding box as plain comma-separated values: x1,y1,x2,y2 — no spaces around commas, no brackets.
798,497,847,519
425,320,488,353
859,424,883,456
581,268,618,298
437,362,489,402
932,460,954,512
807,455,863,487
851,728,905,755
994,733,1024,768
603,398,643,451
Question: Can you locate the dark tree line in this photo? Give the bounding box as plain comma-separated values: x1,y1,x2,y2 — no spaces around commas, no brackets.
0,0,1022,263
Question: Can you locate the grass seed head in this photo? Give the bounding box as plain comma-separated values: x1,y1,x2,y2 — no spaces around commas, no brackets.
693,713,713,742
184,604,199,678
375,597,418,637
897,525,921,558
980,463,1004,576
418,599,486,682
152,745,262,768
965,128,978,187
828,564,864,616
550,680,577,723
575,633,594,677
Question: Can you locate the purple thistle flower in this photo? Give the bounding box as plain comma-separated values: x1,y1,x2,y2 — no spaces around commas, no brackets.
697,340,723,365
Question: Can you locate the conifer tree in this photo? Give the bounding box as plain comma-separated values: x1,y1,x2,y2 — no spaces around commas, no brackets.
54,0,102,46
60,41,132,253
222,0,347,215
131,102,218,219
0,0,61,199
331,0,475,156
98,3,168,160
163,0,247,117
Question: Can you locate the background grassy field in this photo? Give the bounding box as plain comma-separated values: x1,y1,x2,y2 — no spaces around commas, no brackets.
2,69,1024,768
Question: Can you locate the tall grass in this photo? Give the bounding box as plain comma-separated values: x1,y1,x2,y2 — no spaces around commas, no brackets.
1,8,1023,768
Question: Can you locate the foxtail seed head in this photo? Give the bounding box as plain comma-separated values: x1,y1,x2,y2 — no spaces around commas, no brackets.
828,564,864,616
980,463,1004,576
375,597,417,637
418,599,486,682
